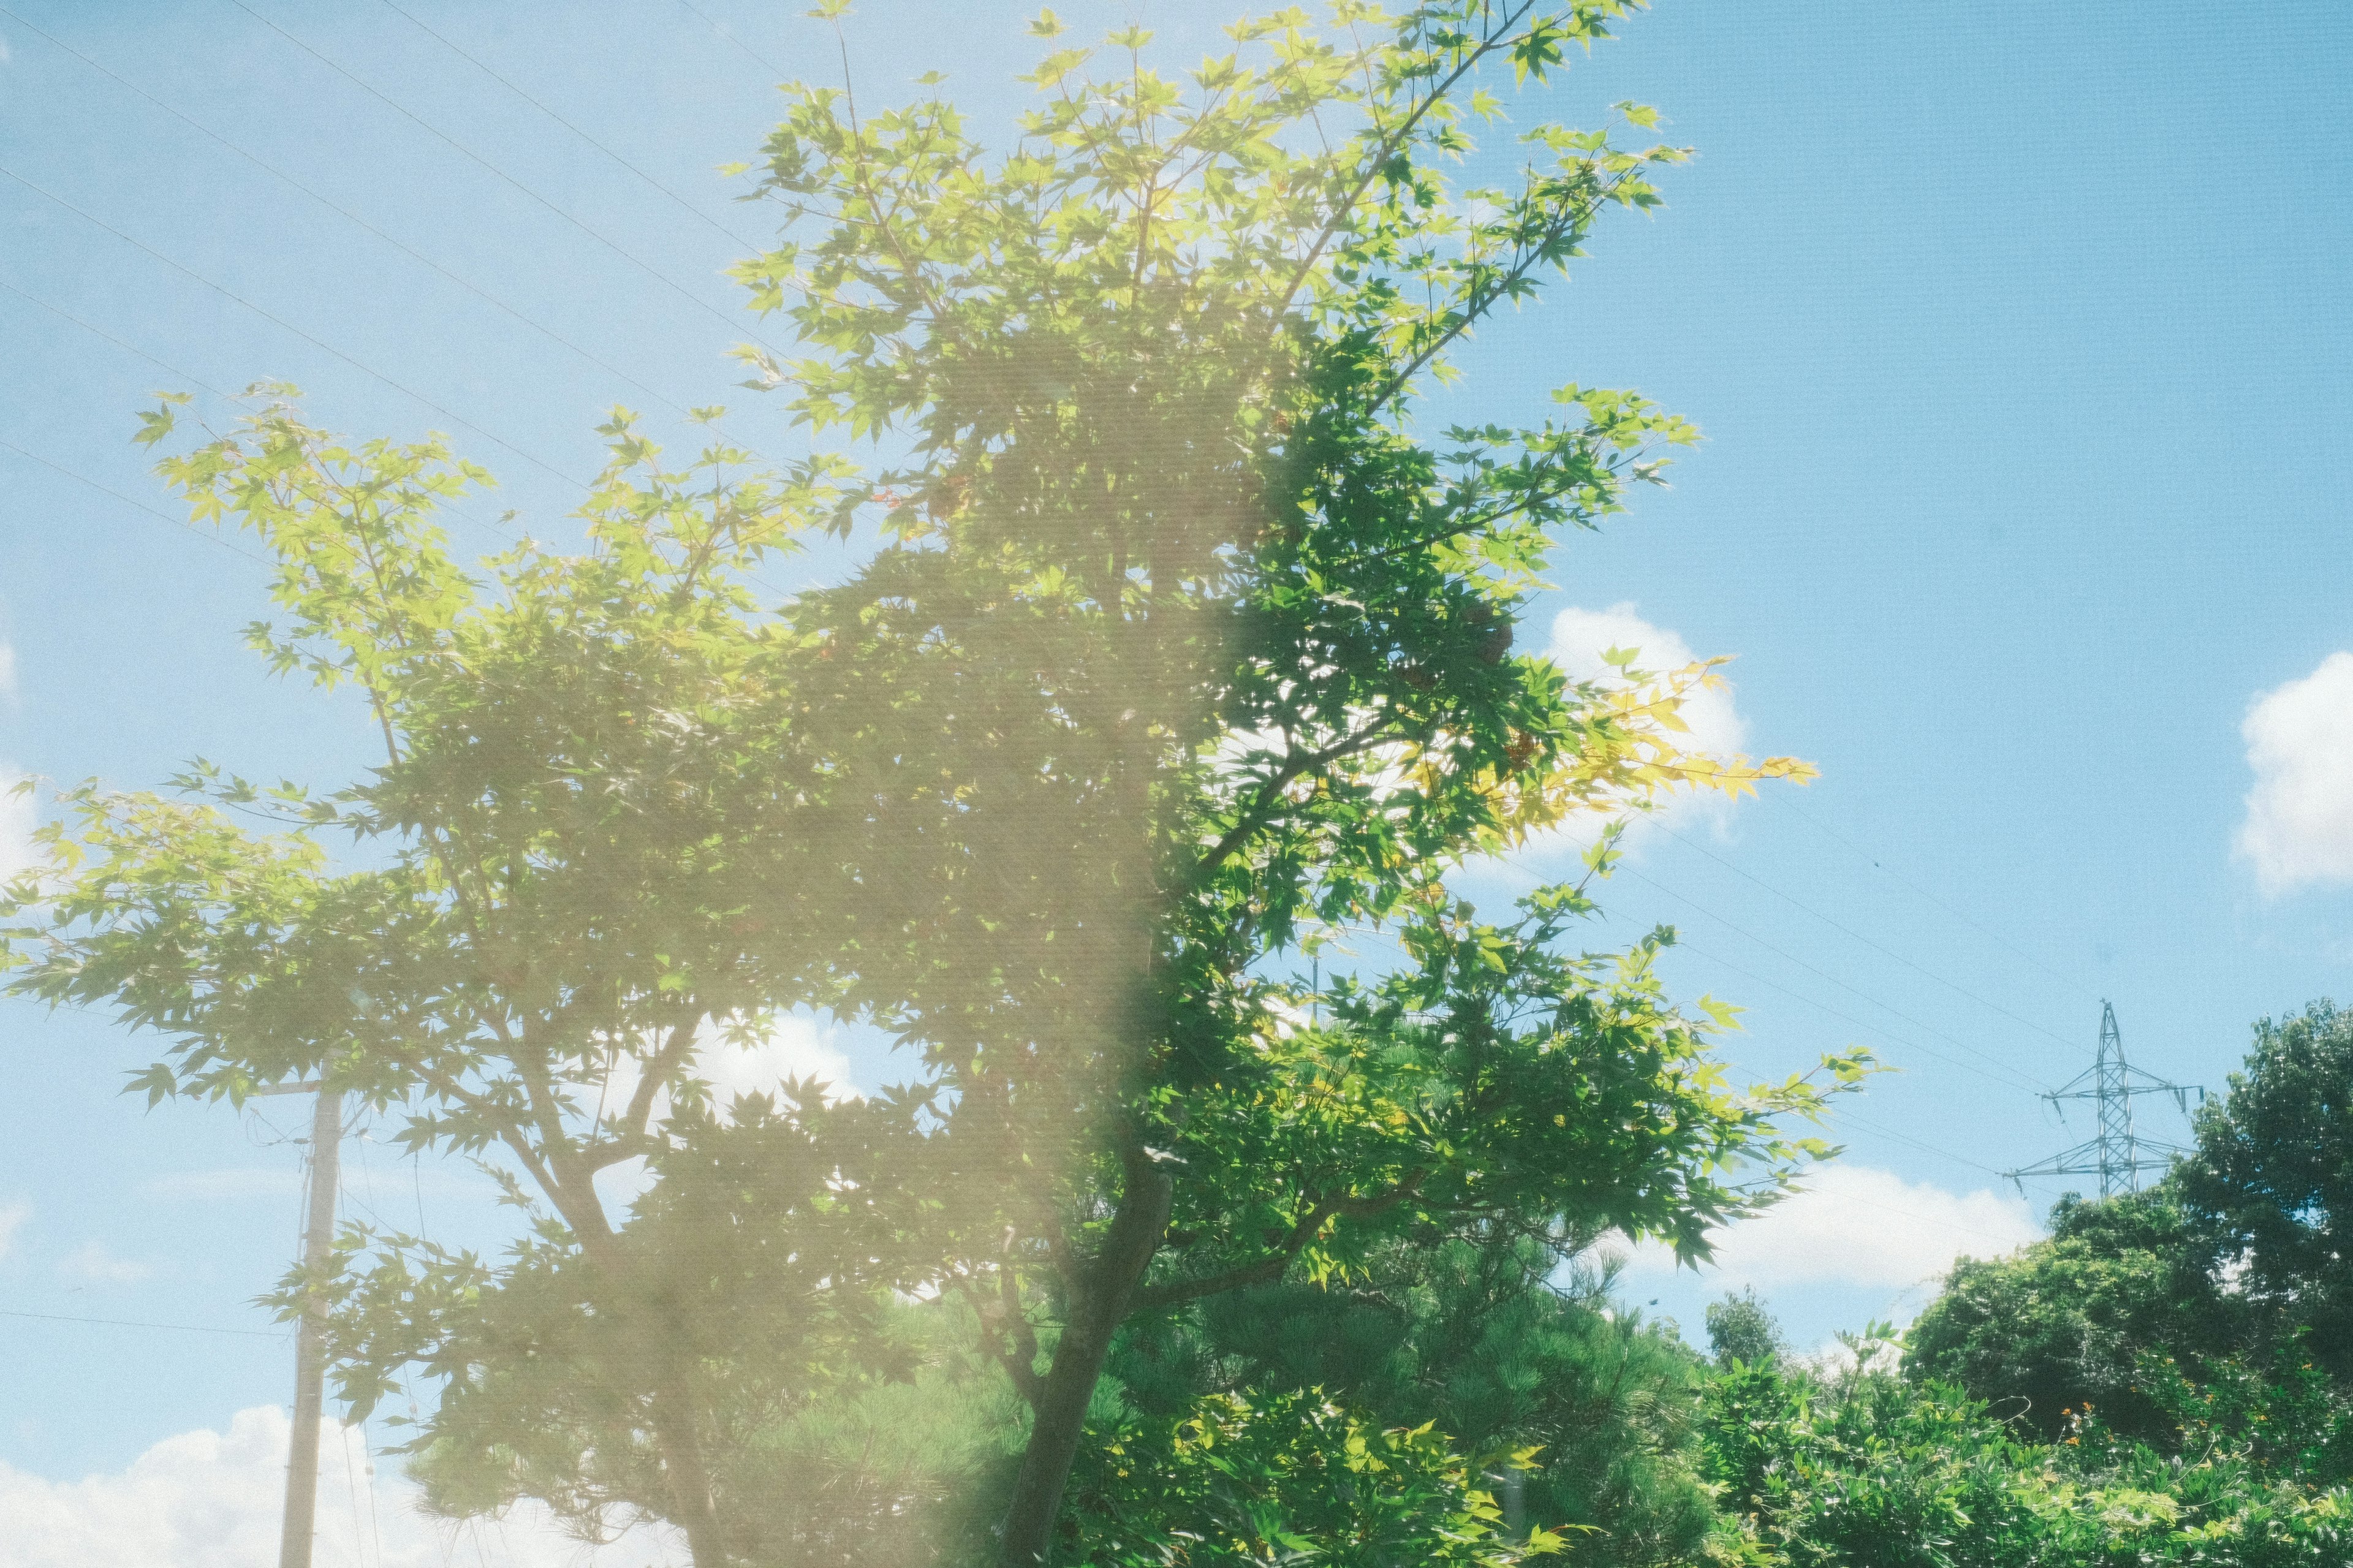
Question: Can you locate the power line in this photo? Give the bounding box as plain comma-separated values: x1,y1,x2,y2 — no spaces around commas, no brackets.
222,0,792,362
0,276,518,555
1661,925,2048,1100
1,270,806,605
0,1305,288,1339
0,5,792,478
1648,813,2085,1057
377,0,767,252
1317,911,2037,1183
1768,790,2102,1005
0,161,594,493
1805,1185,2031,1251
1612,863,2053,1093
676,0,787,78
1311,891,2048,1174
0,275,257,414
0,436,271,565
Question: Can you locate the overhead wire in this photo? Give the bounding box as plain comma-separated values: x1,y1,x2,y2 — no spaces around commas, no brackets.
221,0,796,363
1646,813,2088,1056
676,0,787,78
0,274,516,554
0,274,259,417
0,276,802,603
0,1305,287,1338
376,0,770,252
1611,861,2053,1093
0,161,594,493
1767,790,2104,1005
0,436,271,566
0,5,799,482
1651,922,2045,1096
1306,911,2047,1207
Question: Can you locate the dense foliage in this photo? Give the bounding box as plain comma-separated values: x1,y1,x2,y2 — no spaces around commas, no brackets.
1715,1000,2353,1567
1906,1187,2241,1441
1105,1234,1720,1566
1701,1350,2353,1568
2175,1001,2353,1379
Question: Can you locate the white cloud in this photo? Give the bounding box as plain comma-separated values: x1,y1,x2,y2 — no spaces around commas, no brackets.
602,1012,866,1132
0,1200,28,1259
1548,603,1748,759
0,1405,684,1567
592,1013,869,1218
1618,1162,2041,1295
699,1013,865,1108
1529,603,1754,848
56,1242,154,1287
2237,651,2353,895
0,641,17,699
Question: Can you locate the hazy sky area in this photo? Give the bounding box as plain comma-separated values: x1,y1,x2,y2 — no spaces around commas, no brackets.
2,2,2350,1562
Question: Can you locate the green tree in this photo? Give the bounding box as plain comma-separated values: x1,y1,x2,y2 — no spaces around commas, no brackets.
2,5,1865,1563
1108,1232,1720,1565
1906,1184,2241,1441
1705,1288,1786,1370
727,6,1857,1556
1067,1388,1565,1566
2178,1000,2353,1376
1701,1344,2353,1568
0,404,920,1564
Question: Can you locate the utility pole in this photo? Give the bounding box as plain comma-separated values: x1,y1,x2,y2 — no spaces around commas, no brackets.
256,1079,343,1568
2006,1002,2202,1200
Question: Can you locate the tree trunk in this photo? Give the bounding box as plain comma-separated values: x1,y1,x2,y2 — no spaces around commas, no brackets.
998,1159,1173,1566
650,1360,727,1567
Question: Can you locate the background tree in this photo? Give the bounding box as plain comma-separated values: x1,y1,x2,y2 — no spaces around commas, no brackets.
1905,1184,2240,1442
1106,1232,1720,1566
2177,999,2353,1377
1910,999,2353,1445
1705,1287,1787,1370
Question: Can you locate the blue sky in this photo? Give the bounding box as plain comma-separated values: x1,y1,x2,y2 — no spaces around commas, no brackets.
2,1,2350,1558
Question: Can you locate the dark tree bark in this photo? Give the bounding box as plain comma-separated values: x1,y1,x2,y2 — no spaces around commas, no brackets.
996,1154,1175,1566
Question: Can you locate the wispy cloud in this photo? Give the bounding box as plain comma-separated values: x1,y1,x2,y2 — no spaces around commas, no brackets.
137,1168,301,1202
0,768,33,882
56,1241,155,1287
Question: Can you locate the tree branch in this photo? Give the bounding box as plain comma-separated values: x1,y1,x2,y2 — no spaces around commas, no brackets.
1131,1169,1430,1315
1195,718,1409,881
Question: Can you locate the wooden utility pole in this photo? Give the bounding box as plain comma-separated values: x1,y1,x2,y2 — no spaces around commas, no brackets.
275,1081,343,1568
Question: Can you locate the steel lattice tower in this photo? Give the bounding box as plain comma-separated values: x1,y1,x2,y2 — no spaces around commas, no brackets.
2005,1002,2203,1199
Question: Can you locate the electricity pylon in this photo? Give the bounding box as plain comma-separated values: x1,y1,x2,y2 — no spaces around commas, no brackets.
2005,1001,2203,1200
